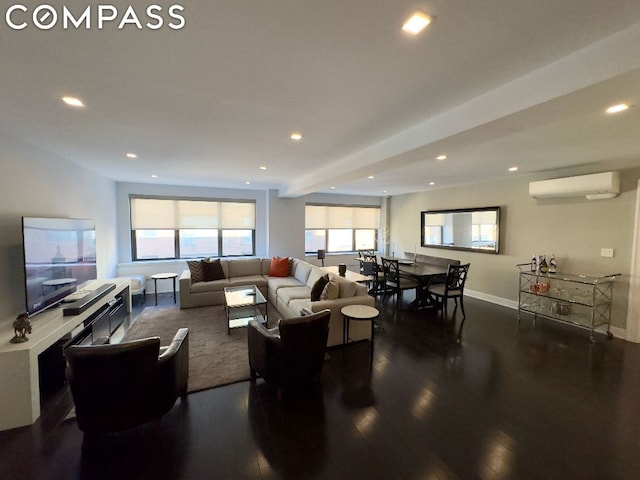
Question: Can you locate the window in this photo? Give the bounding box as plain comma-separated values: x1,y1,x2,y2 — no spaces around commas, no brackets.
304,205,380,253
130,197,255,260
423,226,442,245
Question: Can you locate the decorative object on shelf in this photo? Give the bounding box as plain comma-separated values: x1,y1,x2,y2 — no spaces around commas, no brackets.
530,254,537,273
338,263,347,276
529,281,550,294
549,254,557,274
10,312,32,343
539,255,548,273
317,249,326,267
552,302,571,315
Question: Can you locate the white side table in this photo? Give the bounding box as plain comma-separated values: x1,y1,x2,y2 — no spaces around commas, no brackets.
150,273,178,305
341,304,380,346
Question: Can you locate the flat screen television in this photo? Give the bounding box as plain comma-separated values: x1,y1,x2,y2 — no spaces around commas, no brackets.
22,217,97,316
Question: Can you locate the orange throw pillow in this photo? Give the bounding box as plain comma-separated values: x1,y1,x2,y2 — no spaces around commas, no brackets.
268,256,289,277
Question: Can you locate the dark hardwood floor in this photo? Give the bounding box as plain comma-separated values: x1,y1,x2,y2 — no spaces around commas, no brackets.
2,292,640,479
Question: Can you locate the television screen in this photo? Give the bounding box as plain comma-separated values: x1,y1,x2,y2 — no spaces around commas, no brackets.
22,217,97,316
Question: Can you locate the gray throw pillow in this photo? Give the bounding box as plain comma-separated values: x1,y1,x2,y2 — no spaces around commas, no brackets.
187,260,204,284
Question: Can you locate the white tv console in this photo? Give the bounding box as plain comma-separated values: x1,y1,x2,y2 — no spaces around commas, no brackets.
0,278,131,431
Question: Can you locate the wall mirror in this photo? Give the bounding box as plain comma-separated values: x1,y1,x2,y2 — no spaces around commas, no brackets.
421,206,500,254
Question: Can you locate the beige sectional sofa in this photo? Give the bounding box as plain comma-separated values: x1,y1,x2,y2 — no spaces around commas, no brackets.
179,257,375,347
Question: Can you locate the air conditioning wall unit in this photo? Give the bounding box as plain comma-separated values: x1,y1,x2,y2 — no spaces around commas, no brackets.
529,171,620,200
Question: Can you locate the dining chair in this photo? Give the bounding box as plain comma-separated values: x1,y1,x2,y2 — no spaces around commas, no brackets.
362,253,385,295
381,257,419,308
427,263,471,337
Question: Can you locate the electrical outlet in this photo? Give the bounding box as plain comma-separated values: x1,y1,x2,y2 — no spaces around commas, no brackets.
601,248,614,258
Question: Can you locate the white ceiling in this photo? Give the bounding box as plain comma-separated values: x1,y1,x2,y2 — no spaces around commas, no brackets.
2,1,640,197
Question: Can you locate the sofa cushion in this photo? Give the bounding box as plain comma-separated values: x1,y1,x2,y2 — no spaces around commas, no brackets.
187,260,205,284
202,258,226,281
320,280,339,300
293,261,312,284
190,279,229,293
333,274,357,297
268,256,289,277
306,267,325,288
310,274,330,301
267,276,304,294
278,286,311,306
228,275,268,289
229,258,262,278
288,298,312,316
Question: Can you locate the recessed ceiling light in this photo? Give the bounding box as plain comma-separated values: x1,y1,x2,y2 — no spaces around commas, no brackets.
606,103,630,114
382,189,388,193
330,186,336,190
126,153,138,159
429,182,436,186
508,166,519,172
402,12,432,35
368,175,375,179
151,174,158,178
245,181,251,185
259,166,267,170
436,155,447,161
290,132,303,141
61,96,84,107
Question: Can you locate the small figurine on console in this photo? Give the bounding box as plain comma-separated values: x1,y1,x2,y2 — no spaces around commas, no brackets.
10,312,32,343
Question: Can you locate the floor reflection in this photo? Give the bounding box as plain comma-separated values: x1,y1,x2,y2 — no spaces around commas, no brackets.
247,381,327,479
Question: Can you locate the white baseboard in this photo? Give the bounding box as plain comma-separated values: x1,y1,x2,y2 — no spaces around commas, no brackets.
465,289,518,310
610,326,626,340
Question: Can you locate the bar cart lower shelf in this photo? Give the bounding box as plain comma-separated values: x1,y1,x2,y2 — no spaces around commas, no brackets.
516,265,619,343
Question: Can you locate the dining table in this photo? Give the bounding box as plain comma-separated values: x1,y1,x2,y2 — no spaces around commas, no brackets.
398,262,448,310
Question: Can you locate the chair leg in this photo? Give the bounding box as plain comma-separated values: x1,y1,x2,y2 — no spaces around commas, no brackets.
456,314,467,343
459,295,466,319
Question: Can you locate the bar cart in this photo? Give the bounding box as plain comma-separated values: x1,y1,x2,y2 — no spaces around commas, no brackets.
516,264,619,343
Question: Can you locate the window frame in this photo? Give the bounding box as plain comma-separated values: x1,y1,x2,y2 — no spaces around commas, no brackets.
304,204,380,254
130,197,256,261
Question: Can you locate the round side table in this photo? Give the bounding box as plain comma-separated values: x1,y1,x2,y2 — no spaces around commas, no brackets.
341,304,380,347
150,273,178,305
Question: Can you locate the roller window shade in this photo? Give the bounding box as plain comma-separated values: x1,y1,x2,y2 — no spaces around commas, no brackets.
425,214,445,226
305,205,379,229
178,200,219,228
131,198,255,230
471,211,496,224
220,202,255,228
131,198,177,229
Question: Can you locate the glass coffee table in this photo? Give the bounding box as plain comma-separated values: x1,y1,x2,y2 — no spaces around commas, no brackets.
224,285,268,334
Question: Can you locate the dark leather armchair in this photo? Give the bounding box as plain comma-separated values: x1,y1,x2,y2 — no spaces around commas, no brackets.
248,310,330,397
65,328,189,434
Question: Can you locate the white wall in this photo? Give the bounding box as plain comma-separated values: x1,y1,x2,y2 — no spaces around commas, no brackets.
390,167,640,331
0,136,118,321
267,189,305,259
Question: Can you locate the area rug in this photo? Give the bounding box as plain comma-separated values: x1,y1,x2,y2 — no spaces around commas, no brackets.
123,304,257,393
